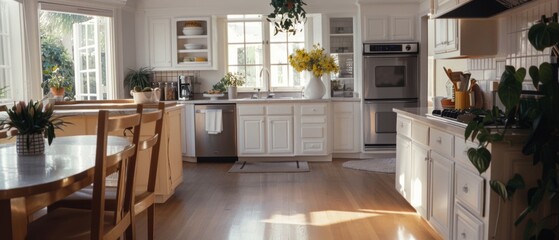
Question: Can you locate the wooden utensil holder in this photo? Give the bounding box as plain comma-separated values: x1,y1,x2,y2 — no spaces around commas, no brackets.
454,91,470,110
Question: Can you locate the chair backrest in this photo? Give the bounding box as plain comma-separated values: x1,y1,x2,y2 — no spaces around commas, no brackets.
91,107,142,240
139,102,165,194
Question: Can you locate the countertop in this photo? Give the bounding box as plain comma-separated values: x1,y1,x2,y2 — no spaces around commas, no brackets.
176,97,360,104
393,107,529,140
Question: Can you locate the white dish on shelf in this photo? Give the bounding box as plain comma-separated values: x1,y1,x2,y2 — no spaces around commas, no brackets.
203,93,224,100
184,43,203,50
182,27,203,36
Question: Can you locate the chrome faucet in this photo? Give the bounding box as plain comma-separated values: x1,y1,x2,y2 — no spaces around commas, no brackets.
259,68,274,98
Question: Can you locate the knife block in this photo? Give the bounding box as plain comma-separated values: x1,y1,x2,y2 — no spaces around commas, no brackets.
454,91,470,110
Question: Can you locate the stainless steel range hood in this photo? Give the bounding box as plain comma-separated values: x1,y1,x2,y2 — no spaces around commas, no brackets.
436,0,533,18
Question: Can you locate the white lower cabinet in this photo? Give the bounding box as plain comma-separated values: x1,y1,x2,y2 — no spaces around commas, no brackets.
295,103,329,156
410,142,429,218
332,102,360,153
267,116,293,154
237,104,293,156
454,204,484,240
429,151,455,240
396,134,412,201
238,115,266,155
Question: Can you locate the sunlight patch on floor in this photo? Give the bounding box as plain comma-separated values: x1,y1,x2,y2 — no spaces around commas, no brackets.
262,210,380,226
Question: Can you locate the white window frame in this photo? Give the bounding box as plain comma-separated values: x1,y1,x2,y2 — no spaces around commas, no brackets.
0,0,26,103
40,2,116,100
226,15,313,92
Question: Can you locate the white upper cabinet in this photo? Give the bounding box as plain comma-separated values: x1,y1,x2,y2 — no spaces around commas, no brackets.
434,19,497,58
148,17,172,68
434,0,459,15
364,15,415,42
146,15,217,70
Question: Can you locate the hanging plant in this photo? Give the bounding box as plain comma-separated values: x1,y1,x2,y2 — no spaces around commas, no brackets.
266,0,307,35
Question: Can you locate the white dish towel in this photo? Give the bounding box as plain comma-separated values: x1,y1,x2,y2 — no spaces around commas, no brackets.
205,109,223,134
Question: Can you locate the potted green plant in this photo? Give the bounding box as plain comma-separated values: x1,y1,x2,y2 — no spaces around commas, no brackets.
41,66,72,98
124,67,154,93
220,72,246,99
266,0,307,35
464,13,559,239
1,100,69,155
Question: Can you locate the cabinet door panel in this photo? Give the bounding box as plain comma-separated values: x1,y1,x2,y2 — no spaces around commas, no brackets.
365,16,388,41
238,116,265,155
396,135,412,202
267,116,293,155
411,142,429,218
149,18,172,67
430,151,455,239
391,16,414,40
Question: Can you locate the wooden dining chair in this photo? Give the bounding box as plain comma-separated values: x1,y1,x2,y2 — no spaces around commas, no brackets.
48,102,165,239
26,109,143,240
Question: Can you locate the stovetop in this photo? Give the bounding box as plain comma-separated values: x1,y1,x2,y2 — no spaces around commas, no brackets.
427,109,508,128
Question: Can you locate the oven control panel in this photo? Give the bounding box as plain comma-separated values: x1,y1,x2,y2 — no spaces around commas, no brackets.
363,43,418,54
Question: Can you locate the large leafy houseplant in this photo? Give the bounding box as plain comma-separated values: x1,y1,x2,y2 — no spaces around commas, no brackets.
124,67,153,91
266,0,307,35
465,13,559,239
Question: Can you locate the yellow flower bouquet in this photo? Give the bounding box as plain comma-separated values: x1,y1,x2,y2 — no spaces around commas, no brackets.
288,44,339,78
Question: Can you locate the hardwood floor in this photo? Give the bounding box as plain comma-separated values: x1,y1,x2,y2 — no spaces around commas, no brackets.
134,160,441,240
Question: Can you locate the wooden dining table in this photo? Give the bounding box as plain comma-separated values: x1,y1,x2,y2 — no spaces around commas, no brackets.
0,135,131,240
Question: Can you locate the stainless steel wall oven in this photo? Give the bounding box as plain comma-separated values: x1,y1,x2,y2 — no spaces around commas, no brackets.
362,43,419,150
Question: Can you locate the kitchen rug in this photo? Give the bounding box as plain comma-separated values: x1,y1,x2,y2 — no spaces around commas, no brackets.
342,158,395,173
228,161,310,173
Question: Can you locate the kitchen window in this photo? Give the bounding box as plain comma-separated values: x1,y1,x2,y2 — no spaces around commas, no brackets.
39,3,115,100
0,0,26,102
226,15,306,91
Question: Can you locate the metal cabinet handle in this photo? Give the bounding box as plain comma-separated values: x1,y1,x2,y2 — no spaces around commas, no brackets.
461,232,466,238
463,185,469,193
424,157,429,162
436,137,442,144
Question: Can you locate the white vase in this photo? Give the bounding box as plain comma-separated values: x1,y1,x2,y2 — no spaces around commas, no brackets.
16,133,45,155
228,86,237,99
304,75,325,99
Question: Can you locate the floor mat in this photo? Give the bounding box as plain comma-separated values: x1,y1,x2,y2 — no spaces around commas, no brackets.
228,161,310,173
342,158,395,173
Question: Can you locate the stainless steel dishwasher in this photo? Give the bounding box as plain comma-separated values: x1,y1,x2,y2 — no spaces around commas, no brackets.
194,104,237,162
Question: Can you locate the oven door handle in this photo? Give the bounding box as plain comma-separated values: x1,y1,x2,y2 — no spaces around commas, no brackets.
364,99,418,104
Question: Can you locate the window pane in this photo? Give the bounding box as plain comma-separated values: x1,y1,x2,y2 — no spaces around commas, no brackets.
291,67,303,87
270,43,287,64
270,65,288,87
88,48,95,68
227,22,244,43
245,65,260,88
288,29,305,42
0,38,5,65
80,50,87,69
89,72,96,93
269,28,286,43
245,22,262,43
87,23,94,46
228,44,245,65
81,73,87,94
245,44,263,65
288,42,305,55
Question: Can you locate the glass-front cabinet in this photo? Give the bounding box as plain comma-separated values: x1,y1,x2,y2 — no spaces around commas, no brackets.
172,17,216,70
329,17,355,98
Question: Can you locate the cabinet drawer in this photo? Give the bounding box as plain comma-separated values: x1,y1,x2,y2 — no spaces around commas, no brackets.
396,116,412,138
301,140,326,154
301,124,326,138
454,137,478,172
333,102,353,113
238,105,265,115
301,116,326,124
430,128,453,158
300,104,326,115
455,165,485,217
411,121,429,146
267,104,293,115
454,204,484,240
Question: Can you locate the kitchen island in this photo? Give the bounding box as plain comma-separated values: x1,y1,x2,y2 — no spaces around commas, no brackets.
394,107,543,240
52,100,183,203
